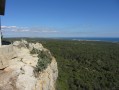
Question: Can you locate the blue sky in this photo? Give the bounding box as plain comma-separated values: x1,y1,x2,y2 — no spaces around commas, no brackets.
1,0,119,37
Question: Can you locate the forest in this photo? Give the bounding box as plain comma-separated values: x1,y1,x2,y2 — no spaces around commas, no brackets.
5,38,119,90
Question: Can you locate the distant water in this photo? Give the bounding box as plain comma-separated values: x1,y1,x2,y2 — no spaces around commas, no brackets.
57,37,119,42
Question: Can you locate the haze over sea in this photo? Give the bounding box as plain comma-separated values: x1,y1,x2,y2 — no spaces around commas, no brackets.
53,37,119,42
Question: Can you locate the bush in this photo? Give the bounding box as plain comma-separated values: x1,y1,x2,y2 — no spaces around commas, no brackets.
35,50,51,72
30,48,52,72
30,48,40,54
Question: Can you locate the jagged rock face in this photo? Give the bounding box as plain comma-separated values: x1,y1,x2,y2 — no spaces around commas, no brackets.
0,40,58,90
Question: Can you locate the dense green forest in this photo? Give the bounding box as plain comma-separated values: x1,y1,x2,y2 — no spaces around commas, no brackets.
5,38,119,90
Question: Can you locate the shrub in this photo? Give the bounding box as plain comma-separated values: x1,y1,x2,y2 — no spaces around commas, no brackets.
35,50,52,72
30,47,52,72
30,47,40,54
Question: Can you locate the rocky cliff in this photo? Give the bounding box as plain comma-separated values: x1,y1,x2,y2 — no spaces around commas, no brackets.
0,40,58,90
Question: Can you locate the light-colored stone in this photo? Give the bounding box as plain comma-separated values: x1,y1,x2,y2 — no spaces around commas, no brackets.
29,43,43,51
0,45,17,69
13,40,28,48
36,57,58,90
0,40,58,90
16,65,37,90
13,41,21,46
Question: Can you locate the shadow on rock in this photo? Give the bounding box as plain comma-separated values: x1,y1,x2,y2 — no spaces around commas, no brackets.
2,40,11,45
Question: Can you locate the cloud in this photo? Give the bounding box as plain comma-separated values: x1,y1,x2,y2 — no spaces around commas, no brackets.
11,29,30,32
2,26,59,33
2,25,119,37
1,26,17,29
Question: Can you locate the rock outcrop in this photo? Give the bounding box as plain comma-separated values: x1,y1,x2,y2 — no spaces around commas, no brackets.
0,40,58,90
0,45,17,69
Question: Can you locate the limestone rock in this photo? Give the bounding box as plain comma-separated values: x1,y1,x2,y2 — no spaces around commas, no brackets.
35,57,58,90
0,40,58,90
16,65,37,90
29,43,43,51
0,45,17,69
13,40,28,48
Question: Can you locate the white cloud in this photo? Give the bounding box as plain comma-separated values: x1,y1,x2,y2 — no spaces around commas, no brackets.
1,26,59,33
21,29,30,32
38,30,58,33
11,29,30,32
1,26,17,29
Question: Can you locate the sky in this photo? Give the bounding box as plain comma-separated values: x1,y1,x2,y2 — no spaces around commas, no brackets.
1,0,119,37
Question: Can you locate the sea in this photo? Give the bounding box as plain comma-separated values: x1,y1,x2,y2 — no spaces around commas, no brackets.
55,37,119,42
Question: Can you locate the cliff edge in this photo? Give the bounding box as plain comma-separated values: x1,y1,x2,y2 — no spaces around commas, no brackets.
0,40,58,90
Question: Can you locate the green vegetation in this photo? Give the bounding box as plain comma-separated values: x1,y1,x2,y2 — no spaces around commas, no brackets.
5,38,119,90
41,40,119,90
30,47,52,72
30,47,40,54
36,50,52,72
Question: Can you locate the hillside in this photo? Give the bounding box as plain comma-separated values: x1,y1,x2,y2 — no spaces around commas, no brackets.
4,38,119,90
41,40,119,90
